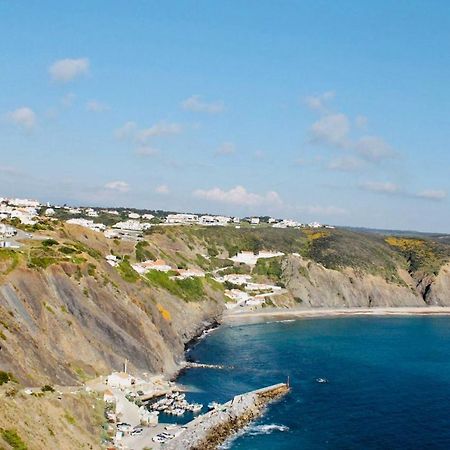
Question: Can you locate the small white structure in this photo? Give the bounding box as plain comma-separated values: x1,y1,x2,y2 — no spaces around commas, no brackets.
250,217,260,225
230,250,284,266
45,208,55,216
7,198,40,208
199,215,230,226
142,213,155,220
172,268,205,279
103,389,116,403
132,259,172,274
113,220,150,232
0,224,16,237
66,218,106,232
105,255,119,267
166,213,198,224
128,212,140,219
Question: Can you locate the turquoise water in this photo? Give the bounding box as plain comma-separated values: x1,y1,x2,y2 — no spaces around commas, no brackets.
176,317,450,449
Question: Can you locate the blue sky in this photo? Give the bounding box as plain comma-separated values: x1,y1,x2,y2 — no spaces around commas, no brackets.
1,1,450,232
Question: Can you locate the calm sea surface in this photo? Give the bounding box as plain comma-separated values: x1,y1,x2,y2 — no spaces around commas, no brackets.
174,317,450,449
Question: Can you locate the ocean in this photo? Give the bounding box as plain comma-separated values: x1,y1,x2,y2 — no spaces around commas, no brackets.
174,316,450,449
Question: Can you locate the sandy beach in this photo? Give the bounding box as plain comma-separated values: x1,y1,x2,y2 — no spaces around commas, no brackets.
222,306,450,323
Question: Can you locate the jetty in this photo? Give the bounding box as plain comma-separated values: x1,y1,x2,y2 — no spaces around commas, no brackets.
164,382,290,450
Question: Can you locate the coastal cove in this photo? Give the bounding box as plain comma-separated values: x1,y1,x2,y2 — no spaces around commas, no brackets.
178,315,450,449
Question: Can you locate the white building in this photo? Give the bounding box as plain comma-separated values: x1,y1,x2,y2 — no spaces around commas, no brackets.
103,389,116,403
105,255,119,267
166,213,198,224
132,259,172,274
198,215,230,226
128,212,140,219
113,220,150,232
7,198,40,208
250,217,260,225
0,224,16,237
230,250,285,266
308,221,322,228
45,208,55,216
66,218,106,232
142,213,155,220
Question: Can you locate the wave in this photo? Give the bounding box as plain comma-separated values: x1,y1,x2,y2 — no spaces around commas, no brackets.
247,424,290,435
219,423,289,448
266,319,296,324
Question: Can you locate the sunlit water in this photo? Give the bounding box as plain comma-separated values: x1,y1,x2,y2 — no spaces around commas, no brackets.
171,317,450,449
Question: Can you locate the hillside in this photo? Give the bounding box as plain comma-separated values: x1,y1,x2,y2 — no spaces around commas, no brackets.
2,220,450,448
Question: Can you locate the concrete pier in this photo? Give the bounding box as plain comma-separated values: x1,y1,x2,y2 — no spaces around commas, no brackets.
164,382,290,450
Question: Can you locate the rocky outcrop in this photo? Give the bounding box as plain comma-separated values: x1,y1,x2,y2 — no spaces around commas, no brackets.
282,255,428,308
421,263,450,306
0,262,223,385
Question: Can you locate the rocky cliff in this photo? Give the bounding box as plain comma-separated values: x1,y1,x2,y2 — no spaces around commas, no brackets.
1,223,450,387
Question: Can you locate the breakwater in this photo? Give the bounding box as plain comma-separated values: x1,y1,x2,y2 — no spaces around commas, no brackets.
164,383,290,450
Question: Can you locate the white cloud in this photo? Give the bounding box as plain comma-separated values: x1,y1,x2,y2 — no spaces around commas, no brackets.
193,185,282,207
360,181,400,194
104,180,130,192
355,136,395,162
86,100,109,112
215,142,235,156
115,121,182,145
155,184,170,194
115,121,137,140
181,95,224,114
49,58,89,83
328,156,364,172
416,190,447,200
137,122,182,143
135,146,160,157
304,91,335,112
310,113,350,147
6,107,37,131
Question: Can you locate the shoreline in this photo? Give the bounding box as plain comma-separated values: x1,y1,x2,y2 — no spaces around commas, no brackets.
222,306,450,324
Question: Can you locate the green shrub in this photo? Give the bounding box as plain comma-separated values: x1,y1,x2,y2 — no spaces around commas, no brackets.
135,241,156,262
0,371,17,385
146,271,205,301
59,246,78,255
117,260,139,283
253,257,283,280
42,239,58,247
28,255,58,269
1,429,27,450
41,384,55,392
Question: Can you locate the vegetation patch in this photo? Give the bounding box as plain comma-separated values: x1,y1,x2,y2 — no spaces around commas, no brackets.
146,271,205,301
0,428,27,450
385,236,448,276
0,371,17,385
0,249,19,275
117,260,139,283
135,241,156,262
253,257,283,281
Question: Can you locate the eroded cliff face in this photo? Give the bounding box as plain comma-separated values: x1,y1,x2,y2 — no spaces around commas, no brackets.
421,263,450,306
1,224,450,386
281,255,450,308
0,262,223,385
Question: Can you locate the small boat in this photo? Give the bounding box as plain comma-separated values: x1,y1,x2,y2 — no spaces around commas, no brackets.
191,403,203,413
316,378,328,384
208,401,220,410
